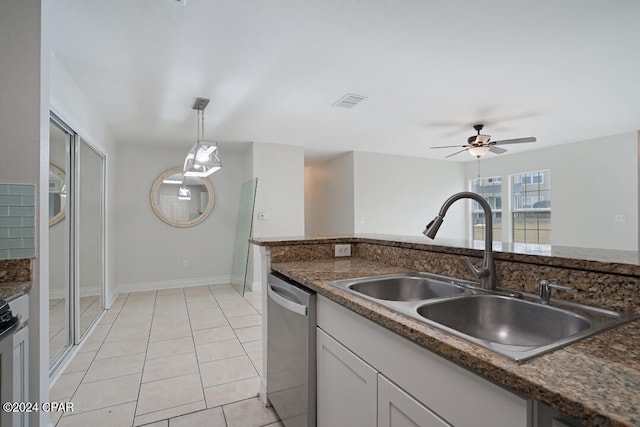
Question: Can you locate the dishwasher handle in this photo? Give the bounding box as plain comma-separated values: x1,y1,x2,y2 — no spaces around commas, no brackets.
268,282,308,316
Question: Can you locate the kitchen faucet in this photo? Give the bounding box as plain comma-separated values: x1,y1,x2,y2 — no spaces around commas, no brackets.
423,191,497,291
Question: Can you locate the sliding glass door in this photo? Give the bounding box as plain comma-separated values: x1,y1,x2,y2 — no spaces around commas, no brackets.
49,115,106,372
77,139,105,338
48,117,72,364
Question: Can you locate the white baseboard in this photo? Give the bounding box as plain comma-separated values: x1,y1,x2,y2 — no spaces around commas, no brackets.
49,287,100,299
249,280,263,292
117,275,233,294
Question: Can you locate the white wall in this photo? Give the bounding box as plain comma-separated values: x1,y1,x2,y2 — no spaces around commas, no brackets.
305,153,355,236
353,151,467,238
249,142,305,288
305,151,467,239
115,144,246,292
252,142,305,238
0,0,50,419
464,132,639,251
49,51,119,303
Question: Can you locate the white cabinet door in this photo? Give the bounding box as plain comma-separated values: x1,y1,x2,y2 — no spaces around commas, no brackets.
0,325,29,427
317,328,377,427
317,295,531,427
378,375,451,427
12,326,28,427
0,329,14,427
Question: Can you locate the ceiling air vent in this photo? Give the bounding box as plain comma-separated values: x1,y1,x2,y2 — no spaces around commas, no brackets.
333,93,367,109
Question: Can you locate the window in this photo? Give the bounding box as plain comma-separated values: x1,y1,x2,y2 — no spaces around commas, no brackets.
470,176,503,242
469,170,552,251
511,170,551,245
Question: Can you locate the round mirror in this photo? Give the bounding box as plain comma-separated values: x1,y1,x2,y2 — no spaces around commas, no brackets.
49,164,66,226
150,167,215,227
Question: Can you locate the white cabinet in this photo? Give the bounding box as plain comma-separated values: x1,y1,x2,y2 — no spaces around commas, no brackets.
378,375,451,427
0,326,29,427
0,294,29,427
317,328,377,427
318,327,453,427
317,295,531,427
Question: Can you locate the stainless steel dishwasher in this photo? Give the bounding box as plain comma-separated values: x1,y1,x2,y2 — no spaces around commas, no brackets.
267,272,316,427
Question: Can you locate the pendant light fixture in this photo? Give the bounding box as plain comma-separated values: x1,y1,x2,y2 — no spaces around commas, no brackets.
183,97,222,177
177,181,192,201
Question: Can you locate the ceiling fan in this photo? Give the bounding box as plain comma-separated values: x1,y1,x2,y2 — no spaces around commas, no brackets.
431,124,536,158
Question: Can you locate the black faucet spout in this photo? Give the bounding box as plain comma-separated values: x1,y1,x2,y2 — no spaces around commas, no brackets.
424,191,497,290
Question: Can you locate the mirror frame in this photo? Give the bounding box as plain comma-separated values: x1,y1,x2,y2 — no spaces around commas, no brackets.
150,167,215,227
49,164,66,226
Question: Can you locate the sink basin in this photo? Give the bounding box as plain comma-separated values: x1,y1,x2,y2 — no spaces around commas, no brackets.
328,272,635,362
416,295,591,347
330,273,473,302
348,275,467,302
414,294,633,361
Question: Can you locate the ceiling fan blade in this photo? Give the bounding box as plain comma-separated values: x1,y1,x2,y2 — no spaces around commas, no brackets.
492,137,536,145
445,149,468,158
489,146,507,154
431,144,469,149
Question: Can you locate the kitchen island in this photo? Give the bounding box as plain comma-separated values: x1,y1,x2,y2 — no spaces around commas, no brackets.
252,235,640,427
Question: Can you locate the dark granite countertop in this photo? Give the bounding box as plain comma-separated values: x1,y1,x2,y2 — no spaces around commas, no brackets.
270,257,640,427
251,234,640,276
0,282,30,301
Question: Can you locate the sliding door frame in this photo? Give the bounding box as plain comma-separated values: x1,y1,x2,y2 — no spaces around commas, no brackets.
49,112,106,375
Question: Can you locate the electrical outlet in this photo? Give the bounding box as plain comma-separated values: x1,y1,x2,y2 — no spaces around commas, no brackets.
182,259,189,268
335,244,351,257
615,214,626,223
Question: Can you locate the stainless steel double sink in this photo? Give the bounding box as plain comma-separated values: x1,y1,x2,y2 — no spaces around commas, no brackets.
329,272,635,362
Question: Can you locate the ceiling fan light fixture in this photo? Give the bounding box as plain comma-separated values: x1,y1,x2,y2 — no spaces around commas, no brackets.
431,124,536,159
468,146,490,157
475,134,491,144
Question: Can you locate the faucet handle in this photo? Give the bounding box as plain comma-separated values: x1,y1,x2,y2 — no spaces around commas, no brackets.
538,280,571,305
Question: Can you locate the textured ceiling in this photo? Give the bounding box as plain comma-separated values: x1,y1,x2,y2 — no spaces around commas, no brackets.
50,0,640,162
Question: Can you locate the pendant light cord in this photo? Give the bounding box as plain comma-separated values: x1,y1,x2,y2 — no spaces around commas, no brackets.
201,109,204,141
197,109,203,142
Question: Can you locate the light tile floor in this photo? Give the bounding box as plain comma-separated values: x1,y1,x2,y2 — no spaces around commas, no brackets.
50,285,281,427
50,295,102,362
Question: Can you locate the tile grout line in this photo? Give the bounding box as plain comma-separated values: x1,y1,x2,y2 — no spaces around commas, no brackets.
209,286,262,377
54,292,130,425
130,290,159,427
184,286,210,416
55,285,273,426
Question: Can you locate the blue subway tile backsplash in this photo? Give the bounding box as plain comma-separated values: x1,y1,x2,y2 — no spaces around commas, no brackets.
0,184,35,260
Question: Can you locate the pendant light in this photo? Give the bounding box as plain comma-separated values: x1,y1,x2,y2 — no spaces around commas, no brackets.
183,97,222,177
177,181,191,201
